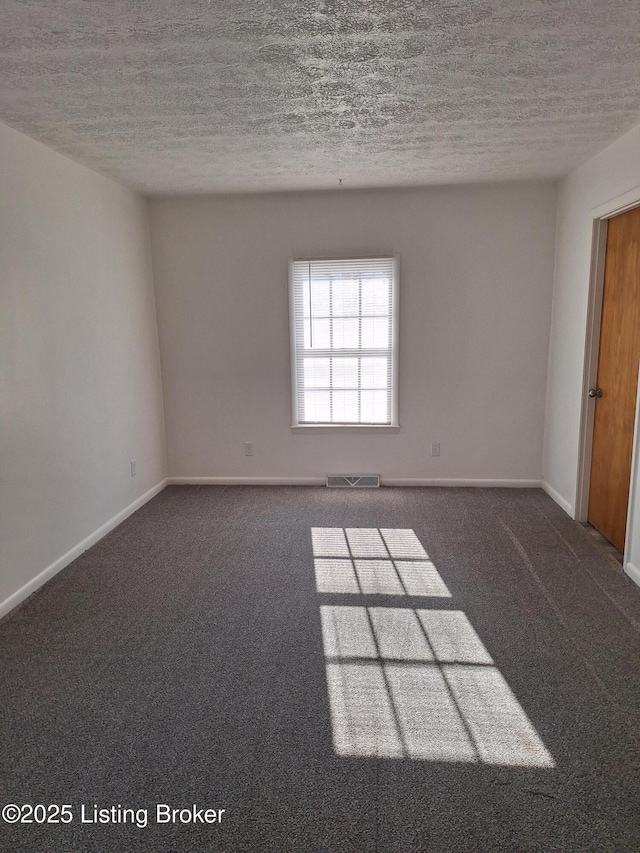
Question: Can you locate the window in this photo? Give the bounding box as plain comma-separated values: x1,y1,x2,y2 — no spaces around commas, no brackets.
289,257,398,427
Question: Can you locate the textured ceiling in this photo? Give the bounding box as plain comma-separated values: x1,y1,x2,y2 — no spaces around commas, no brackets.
2,0,640,194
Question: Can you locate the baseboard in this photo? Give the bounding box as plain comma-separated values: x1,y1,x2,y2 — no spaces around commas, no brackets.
541,480,574,516
168,476,541,488
168,477,325,486
0,479,168,621
624,561,640,589
382,478,542,488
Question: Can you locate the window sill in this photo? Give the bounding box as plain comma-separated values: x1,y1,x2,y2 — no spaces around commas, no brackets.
291,424,400,434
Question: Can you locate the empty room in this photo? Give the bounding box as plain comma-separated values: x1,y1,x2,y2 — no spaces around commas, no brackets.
2,1,640,851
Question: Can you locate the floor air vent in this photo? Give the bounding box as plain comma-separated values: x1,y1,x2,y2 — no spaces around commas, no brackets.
326,474,380,488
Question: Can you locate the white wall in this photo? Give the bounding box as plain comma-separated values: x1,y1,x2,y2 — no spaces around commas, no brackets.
150,182,557,483
542,122,640,576
0,121,167,615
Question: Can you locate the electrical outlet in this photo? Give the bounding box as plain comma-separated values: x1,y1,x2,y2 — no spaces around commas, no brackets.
244,443,254,457
431,442,440,457
130,460,137,477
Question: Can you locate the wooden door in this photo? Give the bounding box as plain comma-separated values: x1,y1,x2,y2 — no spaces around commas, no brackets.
588,206,640,551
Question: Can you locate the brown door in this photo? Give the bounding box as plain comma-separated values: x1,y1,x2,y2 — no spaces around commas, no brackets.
588,206,640,551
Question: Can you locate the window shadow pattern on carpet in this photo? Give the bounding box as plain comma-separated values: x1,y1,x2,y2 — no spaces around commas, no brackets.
312,527,554,767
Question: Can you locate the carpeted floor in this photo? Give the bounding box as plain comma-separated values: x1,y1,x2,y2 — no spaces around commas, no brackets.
1,486,640,852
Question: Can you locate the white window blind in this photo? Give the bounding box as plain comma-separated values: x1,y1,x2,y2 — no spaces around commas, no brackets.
289,257,398,426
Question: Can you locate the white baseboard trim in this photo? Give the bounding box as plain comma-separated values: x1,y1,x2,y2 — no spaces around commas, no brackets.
541,480,574,516
168,477,325,486
624,561,640,589
382,478,542,488
0,479,168,621
168,476,542,488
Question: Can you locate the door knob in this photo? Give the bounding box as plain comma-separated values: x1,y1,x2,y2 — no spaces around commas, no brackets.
588,388,603,398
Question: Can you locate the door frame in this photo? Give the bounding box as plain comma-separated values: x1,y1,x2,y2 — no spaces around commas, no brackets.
576,186,640,565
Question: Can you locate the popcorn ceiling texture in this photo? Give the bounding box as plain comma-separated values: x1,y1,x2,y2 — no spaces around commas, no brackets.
1,0,640,194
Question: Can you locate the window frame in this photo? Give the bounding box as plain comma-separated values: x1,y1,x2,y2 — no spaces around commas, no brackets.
288,256,400,430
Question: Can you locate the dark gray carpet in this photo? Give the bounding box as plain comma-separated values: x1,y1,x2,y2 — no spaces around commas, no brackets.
1,486,640,852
